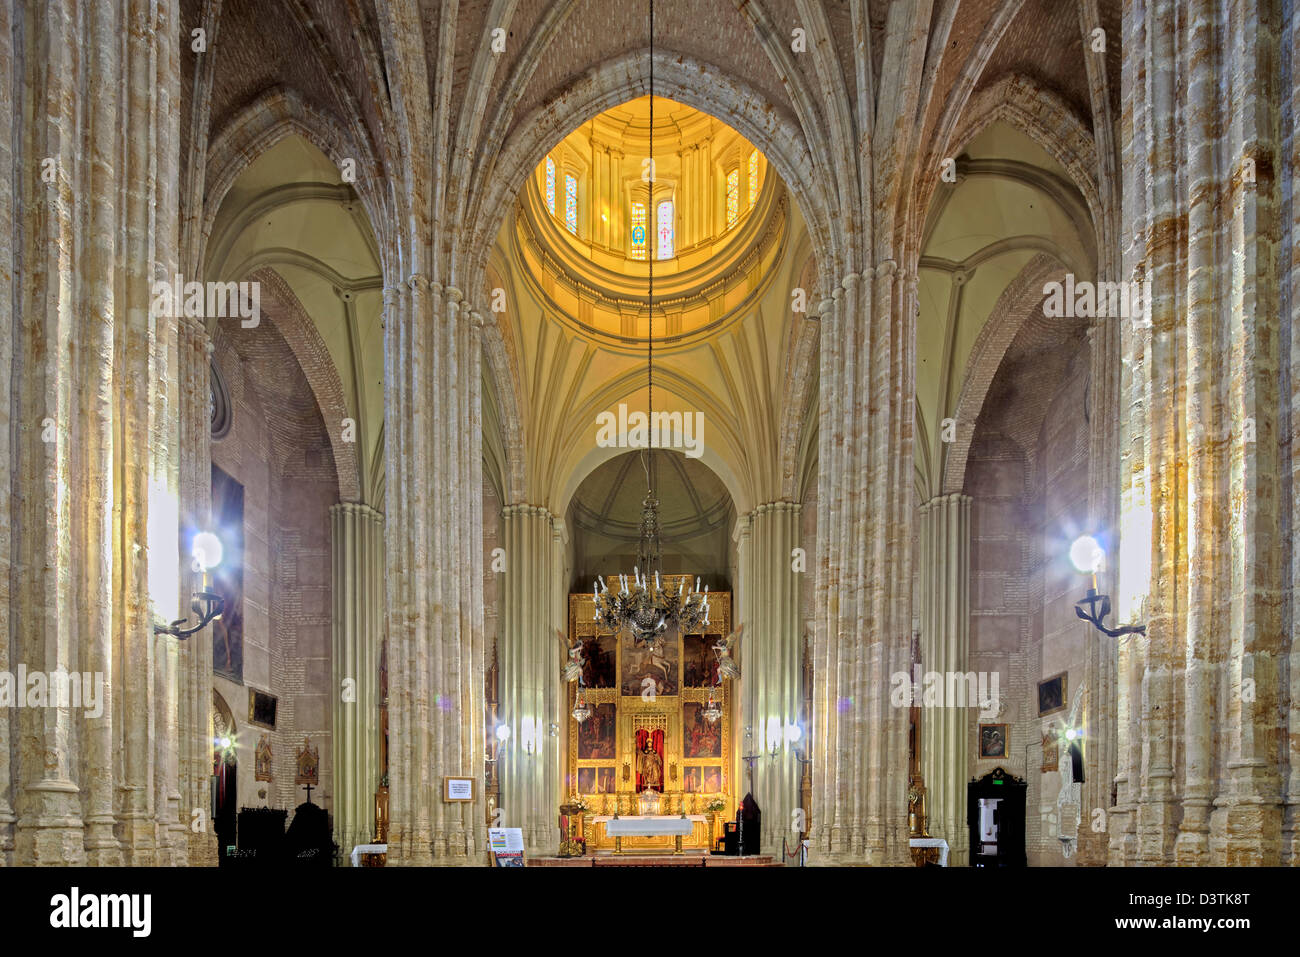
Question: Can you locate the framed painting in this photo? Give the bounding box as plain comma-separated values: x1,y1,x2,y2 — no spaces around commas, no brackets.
577,703,616,760
1038,672,1067,717
682,766,703,793
577,767,615,793
620,625,679,696
683,635,719,687
248,689,277,730
683,702,722,758
579,633,617,688
701,765,723,793
979,723,1008,759
211,465,244,682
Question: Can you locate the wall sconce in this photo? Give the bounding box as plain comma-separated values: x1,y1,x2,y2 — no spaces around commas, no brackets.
1070,535,1145,638
155,531,225,639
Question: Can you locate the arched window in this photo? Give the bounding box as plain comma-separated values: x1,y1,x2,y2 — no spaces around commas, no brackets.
725,168,739,228
748,150,759,207
564,173,578,234
630,202,647,259
545,157,556,214
656,200,674,259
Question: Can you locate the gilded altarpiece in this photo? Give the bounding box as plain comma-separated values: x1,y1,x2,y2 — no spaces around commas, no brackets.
568,579,733,852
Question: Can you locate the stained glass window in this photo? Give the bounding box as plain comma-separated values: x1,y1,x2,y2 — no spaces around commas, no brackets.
748,150,759,206
656,200,674,259
726,168,739,228
545,157,556,214
630,202,647,259
564,173,578,234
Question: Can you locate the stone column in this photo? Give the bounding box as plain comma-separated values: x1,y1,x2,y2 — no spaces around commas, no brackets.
330,503,385,852
385,280,487,864
1113,0,1286,866
917,493,972,866
1284,0,1300,868
497,505,563,857
810,261,915,866
736,503,803,858
3,0,187,865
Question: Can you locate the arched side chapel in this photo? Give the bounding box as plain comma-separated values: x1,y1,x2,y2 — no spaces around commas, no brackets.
0,0,1293,870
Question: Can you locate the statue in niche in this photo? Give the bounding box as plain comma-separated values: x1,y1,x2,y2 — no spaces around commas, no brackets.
637,741,663,791
255,735,273,782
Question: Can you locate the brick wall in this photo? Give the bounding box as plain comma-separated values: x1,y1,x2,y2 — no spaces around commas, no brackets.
211,317,339,829
966,331,1090,866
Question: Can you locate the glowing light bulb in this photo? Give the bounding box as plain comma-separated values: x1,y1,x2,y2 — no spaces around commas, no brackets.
192,531,224,572
1068,535,1104,575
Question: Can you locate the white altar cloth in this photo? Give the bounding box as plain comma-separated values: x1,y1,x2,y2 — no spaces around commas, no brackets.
598,815,701,837
350,843,388,867
908,837,950,867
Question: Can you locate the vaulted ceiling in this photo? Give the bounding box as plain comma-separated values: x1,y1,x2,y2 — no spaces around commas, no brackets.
187,0,1119,517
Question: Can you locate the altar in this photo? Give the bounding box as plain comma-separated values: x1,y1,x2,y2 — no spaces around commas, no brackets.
592,815,708,854
567,582,735,855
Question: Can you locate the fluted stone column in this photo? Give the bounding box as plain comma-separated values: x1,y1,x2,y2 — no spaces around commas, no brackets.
1113,0,1286,866
810,262,915,866
331,503,385,851
497,505,564,857
917,493,972,866
736,503,803,858
384,279,487,864
1285,0,1300,868
2,0,190,865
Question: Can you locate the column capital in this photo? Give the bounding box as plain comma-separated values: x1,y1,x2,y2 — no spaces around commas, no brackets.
330,501,384,523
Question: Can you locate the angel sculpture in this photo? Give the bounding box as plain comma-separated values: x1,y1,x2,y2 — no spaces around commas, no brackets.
712,624,744,681
1055,683,1086,858
556,629,584,683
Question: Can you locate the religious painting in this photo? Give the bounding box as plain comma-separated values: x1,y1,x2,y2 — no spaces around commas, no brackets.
254,735,273,782
577,704,616,759
683,702,722,758
1041,727,1060,772
682,766,702,793
701,765,723,793
579,633,616,689
1038,672,1067,717
683,635,719,687
635,728,665,792
249,689,277,730
211,465,244,682
979,723,1008,759
585,767,611,794
577,767,617,794
620,625,679,697
296,737,319,785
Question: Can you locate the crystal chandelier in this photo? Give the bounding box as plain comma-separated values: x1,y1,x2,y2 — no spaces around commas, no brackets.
589,10,710,649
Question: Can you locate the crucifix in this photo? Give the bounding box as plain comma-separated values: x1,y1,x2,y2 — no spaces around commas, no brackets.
741,726,760,794
301,781,315,805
